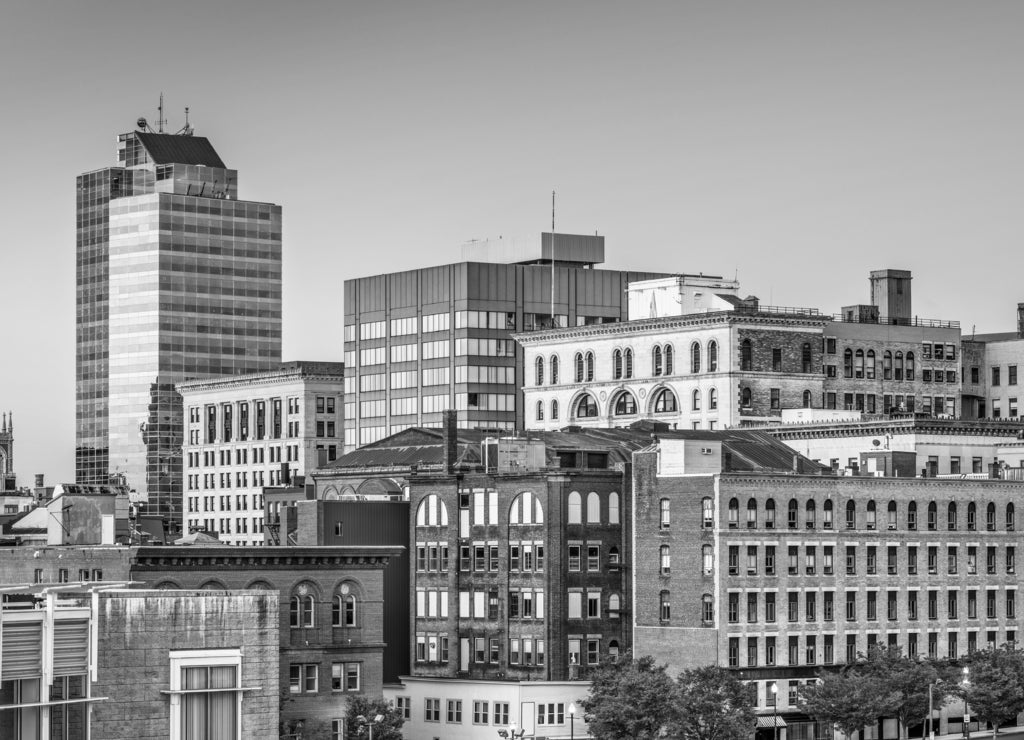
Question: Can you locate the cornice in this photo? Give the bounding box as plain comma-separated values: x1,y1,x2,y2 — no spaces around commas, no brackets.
133,546,402,569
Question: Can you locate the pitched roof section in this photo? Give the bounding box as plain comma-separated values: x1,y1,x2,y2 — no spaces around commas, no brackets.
135,132,226,168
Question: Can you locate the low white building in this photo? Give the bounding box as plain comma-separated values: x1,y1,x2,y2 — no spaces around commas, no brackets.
385,676,591,740
178,361,344,545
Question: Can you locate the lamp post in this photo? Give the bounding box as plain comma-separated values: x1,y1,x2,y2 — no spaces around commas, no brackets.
962,667,971,739
498,721,525,739
569,703,576,740
929,681,937,740
356,713,384,740
771,682,779,740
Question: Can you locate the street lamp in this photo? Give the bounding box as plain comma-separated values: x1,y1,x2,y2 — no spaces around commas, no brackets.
497,721,525,739
771,682,779,740
962,667,971,739
356,713,384,740
928,680,938,740
569,703,576,740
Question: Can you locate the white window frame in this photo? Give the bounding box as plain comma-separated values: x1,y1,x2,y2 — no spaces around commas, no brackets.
168,648,244,740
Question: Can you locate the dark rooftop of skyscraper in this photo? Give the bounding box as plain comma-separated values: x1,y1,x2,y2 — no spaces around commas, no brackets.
134,132,226,168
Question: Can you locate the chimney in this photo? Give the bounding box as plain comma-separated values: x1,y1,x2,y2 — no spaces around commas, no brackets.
1017,303,1024,339
443,410,458,473
35,474,44,488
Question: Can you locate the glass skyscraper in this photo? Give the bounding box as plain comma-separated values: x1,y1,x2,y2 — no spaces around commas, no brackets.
76,128,282,522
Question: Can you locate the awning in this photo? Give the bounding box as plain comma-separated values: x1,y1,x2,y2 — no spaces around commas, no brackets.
757,716,788,729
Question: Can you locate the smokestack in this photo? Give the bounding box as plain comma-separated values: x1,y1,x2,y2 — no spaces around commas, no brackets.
443,410,458,473
1017,303,1024,339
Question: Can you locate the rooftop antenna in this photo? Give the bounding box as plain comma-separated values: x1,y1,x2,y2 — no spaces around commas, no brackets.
550,191,556,324
157,92,167,133
176,106,194,136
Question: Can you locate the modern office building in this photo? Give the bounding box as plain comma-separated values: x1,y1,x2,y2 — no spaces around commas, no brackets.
178,361,344,545
517,270,962,432
75,124,282,522
342,233,668,450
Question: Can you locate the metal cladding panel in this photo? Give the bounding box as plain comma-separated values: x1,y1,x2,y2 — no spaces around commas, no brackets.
541,232,605,264
357,274,388,313
466,263,516,305
1,621,42,681
521,265,571,311
53,619,90,676
419,264,455,307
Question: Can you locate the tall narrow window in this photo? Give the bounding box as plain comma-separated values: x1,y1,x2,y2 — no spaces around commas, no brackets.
802,390,812,408
802,343,812,373
585,352,594,382
575,353,584,382
550,355,559,384
664,345,674,374
551,400,559,420
653,346,663,376
535,356,545,386
613,349,623,380
709,388,718,410
536,401,544,422
740,340,752,371
624,348,633,379
692,390,701,411
708,341,718,371
691,342,701,373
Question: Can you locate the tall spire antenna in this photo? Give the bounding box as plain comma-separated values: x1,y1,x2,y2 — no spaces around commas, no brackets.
157,92,166,133
550,191,556,324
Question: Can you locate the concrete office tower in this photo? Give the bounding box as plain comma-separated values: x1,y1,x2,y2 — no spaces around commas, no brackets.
75,125,282,522
342,233,667,450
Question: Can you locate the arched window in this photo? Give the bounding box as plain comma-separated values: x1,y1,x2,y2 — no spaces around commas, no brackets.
551,400,559,420
967,502,977,531
567,492,582,524
787,499,798,529
708,341,718,372
664,344,674,374
866,350,876,379
587,492,601,523
727,498,739,528
660,545,671,573
652,388,678,413
746,499,757,528
574,394,598,418
290,592,315,628
802,343,812,373
585,352,594,381
701,594,714,624
740,387,752,407
927,501,938,531
805,499,816,528
613,349,623,380
1007,503,1016,531
660,498,671,528
702,545,714,575
843,349,853,378
536,400,544,421
709,388,718,410
906,351,915,380
908,501,918,530
740,340,752,371
948,502,958,530
895,351,904,381
624,348,634,379
614,392,637,416
575,352,584,382
854,349,865,378
535,356,545,386
416,494,449,527
765,498,776,529
609,639,621,658
333,591,357,627
692,389,701,411
608,492,620,524
609,594,622,618
887,500,897,530
866,500,877,529
653,345,663,376
883,351,893,380
691,342,701,373
702,497,714,528
802,390,812,408
986,502,996,531
510,491,545,525
550,355,559,384
823,499,834,529
659,591,671,621
846,500,856,529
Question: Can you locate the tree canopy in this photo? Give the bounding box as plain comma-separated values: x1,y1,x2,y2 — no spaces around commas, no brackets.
342,696,404,740
955,646,1024,738
675,665,757,740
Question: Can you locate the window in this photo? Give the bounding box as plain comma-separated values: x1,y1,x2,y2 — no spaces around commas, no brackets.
770,388,780,410
741,339,752,371
536,400,544,421
289,663,318,694
473,701,490,724
290,593,315,628
333,593,357,627
660,545,671,574
447,699,463,723
550,355,559,384
331,662,360,692
653,388,678,413
587,492,600,523
494,702,510,726
535,356,545,385
171,649,243,740
702,497,714,528
567,492,582,524
846,500,856,529
425,698,441,722
660,591,671,621
691,342,702,373
538,704,565,726
709,341,718,371
691,389,701,411
574,394,598,418
660,498,671,528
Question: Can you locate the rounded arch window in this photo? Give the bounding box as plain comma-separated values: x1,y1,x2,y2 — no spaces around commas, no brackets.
906,351,915,380
967,501,977,530
574,352,585,382
928,501,938,530
746,499,757,528
624,348,634,379
550,354,560,384
664,344,674,374
866,500,877,529
585,352,595,381
609,594,622,617
801,342,812,373
844,348,853,377
895,351,904,379
613,391,638,416
805,499,816,528
608,492,620,524
701,594,714,624
740,387,752,407
787,499,799,528
907,500,918,529
866,349,876,379
536,400,544,421
586,492,601,523
709,388,718,410
727,498,739,527
551,399,559,420
740,339,752,371
567,491,582,524
845,500,856,529
708,341,718,372
691,389,701,411
653,345,663,376
854,349,865,378
535,356,545,386
802,390,812,408
510,491,545,525
691,342,701,373
652,388,678,413
1007,502,1016,531
613,349,623,380
986,502,996,531
609,639,621,658
416,494,449,527
887,500,897,529
290,585,318,627
948,502,958,530
200,580,227,591
823,499,834,528
765,498,777,528
575,394,598,419
332,582,360,627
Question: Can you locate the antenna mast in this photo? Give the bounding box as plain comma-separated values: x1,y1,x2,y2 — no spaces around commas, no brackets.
550,191,556,325
157,92,166,133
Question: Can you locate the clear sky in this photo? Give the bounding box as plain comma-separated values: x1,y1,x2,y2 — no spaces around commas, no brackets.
2,1,1023,483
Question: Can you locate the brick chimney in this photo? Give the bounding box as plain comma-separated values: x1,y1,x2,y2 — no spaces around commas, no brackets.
443,410,458,473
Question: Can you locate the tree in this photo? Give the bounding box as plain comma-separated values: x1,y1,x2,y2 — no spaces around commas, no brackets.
674,665,756,740
580,654,677,740
798,669,896,738
955,646,1024,739
342,696,404,740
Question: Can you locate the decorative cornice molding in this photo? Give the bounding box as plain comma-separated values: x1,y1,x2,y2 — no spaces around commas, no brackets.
133,546,402,569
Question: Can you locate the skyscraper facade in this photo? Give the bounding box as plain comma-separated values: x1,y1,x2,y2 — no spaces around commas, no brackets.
76,127,282,521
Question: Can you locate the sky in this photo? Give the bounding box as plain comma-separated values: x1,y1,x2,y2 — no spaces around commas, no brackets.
1,1,1023,483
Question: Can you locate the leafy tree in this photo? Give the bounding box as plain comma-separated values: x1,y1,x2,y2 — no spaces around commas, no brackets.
674,665,756,740
580,653,676,740
798,669,896,738
342,696,404,740
955,646,1024,739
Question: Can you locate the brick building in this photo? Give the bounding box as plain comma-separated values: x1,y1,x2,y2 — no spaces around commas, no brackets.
632,436,1021,735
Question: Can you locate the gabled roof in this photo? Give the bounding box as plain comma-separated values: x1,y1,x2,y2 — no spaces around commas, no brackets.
135,132,226,168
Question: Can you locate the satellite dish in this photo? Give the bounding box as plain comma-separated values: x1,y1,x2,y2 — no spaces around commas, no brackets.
136,117,148,130
872,439,881,447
